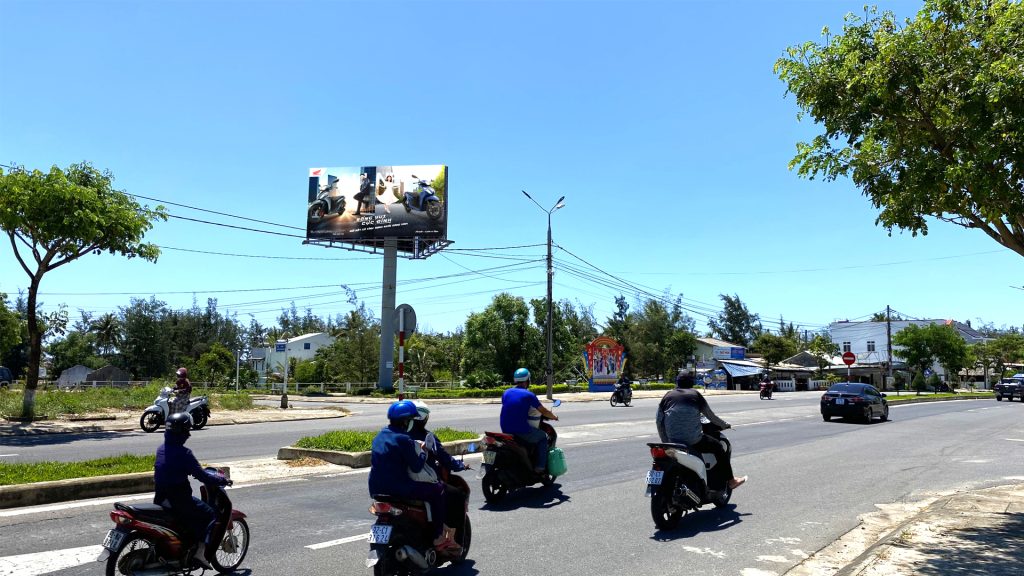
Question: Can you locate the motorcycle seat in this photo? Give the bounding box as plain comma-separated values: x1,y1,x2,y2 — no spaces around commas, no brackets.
484,431,515,442
115,502,179,525
371,494,427,508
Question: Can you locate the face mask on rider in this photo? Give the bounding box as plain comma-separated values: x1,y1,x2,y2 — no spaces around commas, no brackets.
406,420,415,432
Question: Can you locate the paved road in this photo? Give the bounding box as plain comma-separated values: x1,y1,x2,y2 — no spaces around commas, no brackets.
2,396,1022,575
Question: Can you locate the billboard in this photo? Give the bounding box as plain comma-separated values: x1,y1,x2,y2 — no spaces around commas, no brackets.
713,346,745,360
306,165,448,252
584,336,626,392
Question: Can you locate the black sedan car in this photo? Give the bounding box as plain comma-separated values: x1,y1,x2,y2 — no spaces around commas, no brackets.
820,382,889,423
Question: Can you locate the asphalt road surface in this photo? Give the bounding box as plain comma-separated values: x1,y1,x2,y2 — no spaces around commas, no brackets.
2,394,1022,576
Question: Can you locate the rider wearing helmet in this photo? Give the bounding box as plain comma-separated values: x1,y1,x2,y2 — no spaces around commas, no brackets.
500,368,559,474
154,412,228,569
369,400,453,551
409,401,468,549
172,367,192,416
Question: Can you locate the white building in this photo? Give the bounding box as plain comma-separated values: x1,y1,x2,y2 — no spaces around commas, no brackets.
829,319,987,381
56,364,91,389
251,332,335,379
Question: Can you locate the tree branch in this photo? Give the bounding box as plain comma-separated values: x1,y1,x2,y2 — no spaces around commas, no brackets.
48,243,99,272
7,233,33,277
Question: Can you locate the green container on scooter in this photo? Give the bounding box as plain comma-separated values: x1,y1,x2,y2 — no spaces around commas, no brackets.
547,447,568,476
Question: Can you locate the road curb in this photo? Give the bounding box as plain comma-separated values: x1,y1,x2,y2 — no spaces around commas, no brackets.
0,410,347,436
0,472,154,510
277,437,483,468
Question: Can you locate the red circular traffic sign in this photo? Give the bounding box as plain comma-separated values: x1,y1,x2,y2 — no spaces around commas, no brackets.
842,351,856,366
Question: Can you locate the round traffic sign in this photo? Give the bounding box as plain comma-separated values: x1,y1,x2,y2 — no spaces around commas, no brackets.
394,304,417,336
842,351,856,366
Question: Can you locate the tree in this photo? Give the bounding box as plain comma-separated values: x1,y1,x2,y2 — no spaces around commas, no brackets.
988,333,1024,376
462,293,541,383
893,322,970,392
120,297,172,380
90,313,122,358
316,303,379,384
776,1,1024,258
752,333,799,377
0,163,166,416
893,324,934,394
195,343,236,387
707,294,762,347
930,324,969,384
0,293,21,361
808,333,840,377
47,331,104,377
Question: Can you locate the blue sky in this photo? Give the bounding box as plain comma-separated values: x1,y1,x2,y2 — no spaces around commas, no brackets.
1,0,1022,339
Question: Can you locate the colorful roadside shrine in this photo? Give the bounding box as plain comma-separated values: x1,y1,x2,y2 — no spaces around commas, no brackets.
584,336,626,392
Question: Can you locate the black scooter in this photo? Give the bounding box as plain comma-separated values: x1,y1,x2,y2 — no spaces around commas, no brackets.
479,399,561,502
308,185,346,220
402,175,443,221
610,381,633,407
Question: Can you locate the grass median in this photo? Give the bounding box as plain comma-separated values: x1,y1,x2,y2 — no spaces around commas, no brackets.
0,453,155,486
885,391,994,404
295,427,480,452
0,386,254,420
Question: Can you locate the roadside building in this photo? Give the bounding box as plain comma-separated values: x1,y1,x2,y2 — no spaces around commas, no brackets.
251,332,335,382
57,365,92,389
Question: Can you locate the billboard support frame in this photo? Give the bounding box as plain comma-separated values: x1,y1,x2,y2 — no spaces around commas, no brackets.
302,238,453,260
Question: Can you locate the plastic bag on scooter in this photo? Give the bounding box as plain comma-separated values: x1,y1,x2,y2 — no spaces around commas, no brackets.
547,447,568,477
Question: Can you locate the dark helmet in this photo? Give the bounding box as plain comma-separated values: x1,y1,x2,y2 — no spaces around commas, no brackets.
166,412,192,436
176,367,188,378
675,372,695,389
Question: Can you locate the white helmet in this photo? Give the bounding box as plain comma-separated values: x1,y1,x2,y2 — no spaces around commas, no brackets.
412,400,430,422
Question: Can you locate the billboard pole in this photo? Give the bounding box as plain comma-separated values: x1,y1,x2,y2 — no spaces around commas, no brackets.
378,237,397,393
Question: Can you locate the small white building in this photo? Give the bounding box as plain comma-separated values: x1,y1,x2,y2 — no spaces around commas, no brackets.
252,332,335,379
56,364,91,389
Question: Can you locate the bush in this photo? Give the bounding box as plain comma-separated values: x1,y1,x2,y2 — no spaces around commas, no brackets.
301,385,325,396
295,427,478,452
913,372,927,394
213,392,253,411
465,370,503,389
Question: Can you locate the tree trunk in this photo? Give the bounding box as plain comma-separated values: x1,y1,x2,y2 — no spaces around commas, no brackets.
21,275,42,419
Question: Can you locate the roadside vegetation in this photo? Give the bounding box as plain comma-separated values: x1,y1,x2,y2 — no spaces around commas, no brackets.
0,385,253,420
295,427,479,453
0,453,155,485
885,391,994,404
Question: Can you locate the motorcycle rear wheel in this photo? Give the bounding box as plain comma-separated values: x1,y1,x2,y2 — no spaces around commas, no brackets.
190,408,208,430
426,200,442,220
713,486,732,508
139,412,162,433
451,516,472,564
481,473,507,503
106,533,157,576
211,518,249,573
651,483,685,530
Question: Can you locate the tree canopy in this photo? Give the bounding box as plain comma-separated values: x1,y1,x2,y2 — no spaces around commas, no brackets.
776,0,1024,258
707,294,762,347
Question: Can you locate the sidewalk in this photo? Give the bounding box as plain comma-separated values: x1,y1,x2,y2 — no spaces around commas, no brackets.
786,483,1024,576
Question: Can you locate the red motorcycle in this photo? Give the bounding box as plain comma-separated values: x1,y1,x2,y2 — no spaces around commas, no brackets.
759,381,774,400
367,460,472,575
98,467,249,575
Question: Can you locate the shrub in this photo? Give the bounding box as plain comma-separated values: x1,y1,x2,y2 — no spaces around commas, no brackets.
212,392,253,411
295,427,478,452
913,372,927,394
301,385,325,396
465,370,502,389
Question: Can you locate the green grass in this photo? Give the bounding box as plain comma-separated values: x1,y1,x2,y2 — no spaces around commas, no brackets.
0,453,155,486
295,427,479,452
0,386,254,419
886,391,994,403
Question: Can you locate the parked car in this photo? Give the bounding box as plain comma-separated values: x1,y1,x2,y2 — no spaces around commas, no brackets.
0,366,13,388
994,374,1024,402
821,382,889,423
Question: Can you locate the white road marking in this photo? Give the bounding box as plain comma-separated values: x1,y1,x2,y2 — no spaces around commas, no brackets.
680,545,725,558
756,555,790,563
306,533,368,549
0,544,103,576
0,454,19,458
1005,438,1024,442
960,459,991,464
740,569,779,576
568,434,653,447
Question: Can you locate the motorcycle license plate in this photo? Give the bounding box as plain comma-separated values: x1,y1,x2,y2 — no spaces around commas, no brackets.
101,529,125,551
368,525,392,544
483,450,496,465
836,398,845,405
646,470,664,486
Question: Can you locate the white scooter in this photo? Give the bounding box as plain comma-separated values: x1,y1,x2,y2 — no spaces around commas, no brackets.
140,387,210,432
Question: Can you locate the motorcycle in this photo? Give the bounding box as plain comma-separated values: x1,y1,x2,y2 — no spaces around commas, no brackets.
140,388,210,433
401,175,443,221
645,420,733,530
610,381,633,407
367,438,472,575
308,185,347,220
98,467,249,575
759,382,773,400
478,399,562,502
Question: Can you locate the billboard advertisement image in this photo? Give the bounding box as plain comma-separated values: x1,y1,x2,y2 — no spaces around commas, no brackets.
584,336,626,392
306,165,448,253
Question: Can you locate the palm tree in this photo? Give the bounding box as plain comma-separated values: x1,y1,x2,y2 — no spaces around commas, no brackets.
91,313,122,358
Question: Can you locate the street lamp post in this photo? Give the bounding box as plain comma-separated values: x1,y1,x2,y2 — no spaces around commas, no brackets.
522,190,565,401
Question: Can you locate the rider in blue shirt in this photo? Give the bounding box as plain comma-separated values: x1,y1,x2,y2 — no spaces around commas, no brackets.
154,412,229,569
500,368,558,473
368,400,454,551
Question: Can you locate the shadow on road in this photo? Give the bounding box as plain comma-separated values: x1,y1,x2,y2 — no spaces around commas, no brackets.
912,512,1024,576
650,504,751,541
479,484,570,511
0,430,130,447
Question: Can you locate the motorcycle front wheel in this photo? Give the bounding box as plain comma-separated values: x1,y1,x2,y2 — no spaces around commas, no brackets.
609,395,618,407
212,518,249,573
481,473,507,503
106,533,156,576
139,412,162,433
425,199,442,220
190,408,208,430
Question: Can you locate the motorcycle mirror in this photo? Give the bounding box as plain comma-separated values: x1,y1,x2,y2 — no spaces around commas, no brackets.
552,399,562,408
466,443,477,453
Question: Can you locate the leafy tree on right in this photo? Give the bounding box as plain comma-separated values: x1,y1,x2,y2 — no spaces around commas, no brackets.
775,0,1024,258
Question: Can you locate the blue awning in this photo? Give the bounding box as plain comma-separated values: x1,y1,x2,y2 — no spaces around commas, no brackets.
720,362,764,378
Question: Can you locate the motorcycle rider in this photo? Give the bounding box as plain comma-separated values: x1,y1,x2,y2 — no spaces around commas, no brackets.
353,172,373,216
172,367,191,416
369,400,456,552
500,368,559,474
154,412,229,569
760,376,774,399
410,401,468,549
656,372,747,490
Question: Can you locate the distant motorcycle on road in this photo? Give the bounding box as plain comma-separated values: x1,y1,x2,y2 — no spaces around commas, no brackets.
140,387,210,432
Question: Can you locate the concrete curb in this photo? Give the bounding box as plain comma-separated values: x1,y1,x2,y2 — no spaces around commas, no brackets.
277,437,483,468
0,410,347,437
0,472,154,510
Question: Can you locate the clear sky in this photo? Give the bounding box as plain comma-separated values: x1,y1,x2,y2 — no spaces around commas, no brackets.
1,0,1022,339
